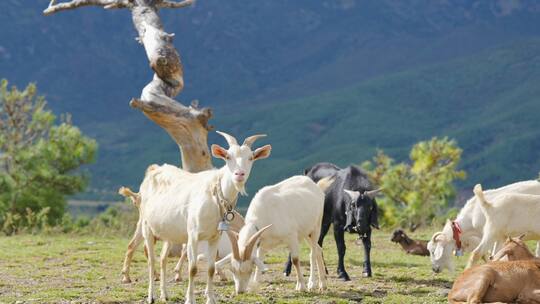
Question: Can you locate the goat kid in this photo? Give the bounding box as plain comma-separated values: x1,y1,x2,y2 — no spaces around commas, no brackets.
216,176,333,294
390,229,429,256
449,235,540,303
491,234,535,262
139,131,271,304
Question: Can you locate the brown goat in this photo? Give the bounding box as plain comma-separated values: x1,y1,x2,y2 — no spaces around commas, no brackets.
449,235,540,303
390,229,429,256
491,234,535,262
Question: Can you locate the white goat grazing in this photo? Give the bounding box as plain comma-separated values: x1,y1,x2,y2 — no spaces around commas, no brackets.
216,175,333,294
138,131,271,304
466,184,540,269
427,180,540,273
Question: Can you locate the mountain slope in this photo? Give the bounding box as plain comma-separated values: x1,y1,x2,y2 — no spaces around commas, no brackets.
87,40,540,205
1,1,540,204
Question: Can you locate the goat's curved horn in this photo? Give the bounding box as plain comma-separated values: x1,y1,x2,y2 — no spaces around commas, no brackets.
365,188,383,199
518,233,527,240
242,224,272,261
242,134,266,148
226,230,241,260
216,131,239,147
431,232,444,242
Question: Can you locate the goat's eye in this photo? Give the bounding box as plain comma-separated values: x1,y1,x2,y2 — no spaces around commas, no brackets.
248,156,253,161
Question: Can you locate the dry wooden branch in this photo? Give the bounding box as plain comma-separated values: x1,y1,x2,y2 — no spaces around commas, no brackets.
43,0,133,15
156,0,195,9
43,0,211,172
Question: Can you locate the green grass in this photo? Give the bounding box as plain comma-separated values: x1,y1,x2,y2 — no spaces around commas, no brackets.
0,229,468,303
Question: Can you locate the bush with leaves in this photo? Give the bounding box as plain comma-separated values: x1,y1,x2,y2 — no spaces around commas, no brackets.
363,137,466,230
0,79,97,234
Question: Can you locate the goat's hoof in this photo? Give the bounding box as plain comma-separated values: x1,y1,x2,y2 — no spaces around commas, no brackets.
121,277,132,284
362,271,372,278
147,296,155,304
295,283,306,291
337,271,351,281
173,275,182,283
159,296,168,302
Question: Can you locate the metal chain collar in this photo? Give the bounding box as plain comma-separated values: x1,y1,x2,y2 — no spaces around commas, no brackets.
213,177,237,223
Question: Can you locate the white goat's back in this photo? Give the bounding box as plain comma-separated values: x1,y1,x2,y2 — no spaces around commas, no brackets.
475,189,540,239
139,164,220,244
457,180,540,230
245,175,325,241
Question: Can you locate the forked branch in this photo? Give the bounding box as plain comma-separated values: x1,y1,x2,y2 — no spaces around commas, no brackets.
43,0,212,172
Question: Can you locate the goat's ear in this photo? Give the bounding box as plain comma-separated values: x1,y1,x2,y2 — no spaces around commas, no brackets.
434,245,444,260
253,145,271,160
252,257,268,273
211,144,229,160
370,200,380,229
215,253,232,270
518,233,526,240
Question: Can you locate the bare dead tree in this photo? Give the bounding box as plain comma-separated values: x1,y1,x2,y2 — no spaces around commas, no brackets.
44,0,213,172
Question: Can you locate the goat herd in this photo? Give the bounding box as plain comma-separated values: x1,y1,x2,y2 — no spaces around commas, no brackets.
116,131,540,304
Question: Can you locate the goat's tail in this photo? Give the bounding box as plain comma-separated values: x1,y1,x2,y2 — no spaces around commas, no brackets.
473,184,491,215
118,186,141,207
316,176,335,192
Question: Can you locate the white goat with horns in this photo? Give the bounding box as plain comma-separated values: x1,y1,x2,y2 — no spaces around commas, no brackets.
216,175,333,294
138,131,271,304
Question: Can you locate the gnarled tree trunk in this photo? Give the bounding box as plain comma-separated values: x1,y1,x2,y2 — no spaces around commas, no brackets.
44,0,212,172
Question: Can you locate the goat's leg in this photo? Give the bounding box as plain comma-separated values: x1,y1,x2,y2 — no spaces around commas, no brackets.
518,288,540,303
318,214,332,276
252,247,267,287
283,253,293,277
121,219,144,283
143,238,160,281
536,241,540,257
159,241,171,301
307,239,317,291
314,244,327,290
185,236,198,304
466,233,495,269
142,222,156,304
489,241,501,259
283,211,332,278
174,244,187,282
289,241,306,291
361,231,373,277
466,272,494,303
307,232,326,291
333,224,350,281
311,214,327,291
204,237,219,304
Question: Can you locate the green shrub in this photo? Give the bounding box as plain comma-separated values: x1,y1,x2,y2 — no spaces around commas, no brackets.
363,137,466,230
0,79,97,235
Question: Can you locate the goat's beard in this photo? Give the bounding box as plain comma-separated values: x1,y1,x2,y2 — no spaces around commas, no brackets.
234,182,248,196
